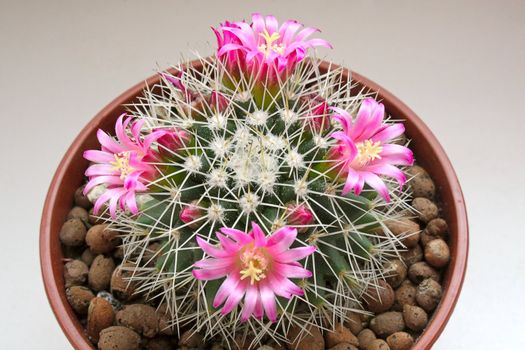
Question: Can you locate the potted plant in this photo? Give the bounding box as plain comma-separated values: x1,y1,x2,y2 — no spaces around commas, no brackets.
40,13,468,350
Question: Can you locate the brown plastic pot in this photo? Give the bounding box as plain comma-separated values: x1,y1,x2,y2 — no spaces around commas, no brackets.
40,60,468,350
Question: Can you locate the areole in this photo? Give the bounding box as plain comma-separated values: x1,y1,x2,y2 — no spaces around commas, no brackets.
40,59,468,349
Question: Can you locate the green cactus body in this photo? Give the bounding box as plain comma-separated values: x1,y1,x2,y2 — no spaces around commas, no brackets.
100,56,412,346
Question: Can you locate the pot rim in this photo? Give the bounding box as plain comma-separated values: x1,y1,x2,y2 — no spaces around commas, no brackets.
40,59,468,350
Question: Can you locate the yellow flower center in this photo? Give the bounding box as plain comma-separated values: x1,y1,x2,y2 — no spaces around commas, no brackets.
355,140,383,165
239,247,269,285
258,29,286,57
111,151,135,179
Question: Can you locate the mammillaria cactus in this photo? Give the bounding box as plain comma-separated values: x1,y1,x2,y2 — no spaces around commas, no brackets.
83,13,415,348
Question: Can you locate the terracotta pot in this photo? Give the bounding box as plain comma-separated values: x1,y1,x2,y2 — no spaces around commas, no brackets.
40,60,468,349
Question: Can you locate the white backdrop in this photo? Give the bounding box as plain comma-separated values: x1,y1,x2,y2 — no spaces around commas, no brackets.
1,0,524,348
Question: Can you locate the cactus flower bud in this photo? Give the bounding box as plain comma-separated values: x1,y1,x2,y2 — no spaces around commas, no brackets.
300,93,330,132
179,201,205,228
209,90,229,113
156,129,191,159
286,203,314,232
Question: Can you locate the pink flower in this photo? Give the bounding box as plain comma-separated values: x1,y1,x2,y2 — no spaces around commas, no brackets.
83,114,173,218
329,98,414,201
214,13,332,83
193,223,315,322
179,201,204,228
286,203,314,232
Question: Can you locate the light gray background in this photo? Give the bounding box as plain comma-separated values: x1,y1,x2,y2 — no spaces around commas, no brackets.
1,0,524,348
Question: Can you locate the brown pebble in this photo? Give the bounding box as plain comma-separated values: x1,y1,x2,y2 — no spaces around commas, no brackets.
88,255,115,292
80,248,95,267
116,304,159,338
357,329,376,350
286,325,324,350
385,218,420,248
416,278,443,311
386,332,413,350
364,280,395,314
368,339,390,350
399,245,423,266
406,166,435,199
111,264,137,301
98,326,141,350
145,336,173,350
403,304,428,331
66,286,94,315
345,312,364,336
63,259,89,288
179,330,204,347
59,218,87,247
67,206,89,222
156,304,174,336
328,343,359,350
393,281,417,311
325,323,359,347
425,218,448,237
412,197,438,223
87,297,114,342
421,218,448,246
86,224,119,254
424,239,450,268
408,262,440,284
420,230,437,247
383,259,407,289
74,186,92,209
369,312,405,338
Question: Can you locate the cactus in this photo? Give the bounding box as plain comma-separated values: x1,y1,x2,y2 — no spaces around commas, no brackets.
84,14,416,348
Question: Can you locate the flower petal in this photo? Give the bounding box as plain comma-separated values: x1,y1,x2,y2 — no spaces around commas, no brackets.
259,280,278,322
342,168,360,196
221,227,253,245
251,222,267,247
251,13,265,33
267,227,297,253
275,246,316,263
265,15,278,34
194,257,235,270
371,123,405,143
267,272,304,298
363,172,390,202
273,262,313,279
367,163,407,188
83,150,114,163
195,236,229,258
213,273,241,308
221,279,247,315
192,266,230,280
240,284,258,321
216,232,242,254
380,144,414,166
97,130,123,154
